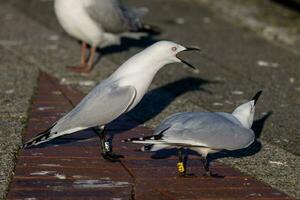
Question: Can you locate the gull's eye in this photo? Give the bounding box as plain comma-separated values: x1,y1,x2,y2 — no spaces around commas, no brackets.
171,47,177,52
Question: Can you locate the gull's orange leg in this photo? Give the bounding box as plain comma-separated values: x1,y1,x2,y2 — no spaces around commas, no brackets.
68,45,97,73
67,42,89,72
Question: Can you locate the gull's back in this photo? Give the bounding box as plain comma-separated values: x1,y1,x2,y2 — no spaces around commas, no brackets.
154,112,255,151
85,0,147,33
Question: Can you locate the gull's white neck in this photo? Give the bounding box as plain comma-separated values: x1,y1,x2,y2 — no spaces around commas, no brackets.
109,48,170,110
112,49,169,80
232,101,255,129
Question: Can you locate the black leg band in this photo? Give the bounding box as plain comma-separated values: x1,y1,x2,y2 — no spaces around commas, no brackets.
94,126,124,162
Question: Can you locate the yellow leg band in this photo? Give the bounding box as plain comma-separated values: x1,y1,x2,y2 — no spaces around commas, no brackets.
177,162,185,173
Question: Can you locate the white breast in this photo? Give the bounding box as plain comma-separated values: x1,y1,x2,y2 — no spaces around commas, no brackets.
117,71,155,111
54,0,103,46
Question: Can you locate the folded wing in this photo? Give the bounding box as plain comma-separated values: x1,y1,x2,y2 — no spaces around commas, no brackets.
51,84,136,135
85,0,147,33
154,112,255,150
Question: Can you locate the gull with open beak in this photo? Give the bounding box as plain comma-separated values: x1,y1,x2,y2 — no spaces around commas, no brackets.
23,41,200,162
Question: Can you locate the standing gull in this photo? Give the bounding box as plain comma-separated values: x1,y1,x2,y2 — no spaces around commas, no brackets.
23,41,200,161
54,0,159,73
123,91,262,176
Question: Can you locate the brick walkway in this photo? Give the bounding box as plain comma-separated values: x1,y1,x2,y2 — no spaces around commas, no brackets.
6,72,293,200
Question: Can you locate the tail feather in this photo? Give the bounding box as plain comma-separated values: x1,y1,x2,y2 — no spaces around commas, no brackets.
121,133,163,143
122,127,168,143
141,144,170,152
122,127,170,151
23,124,56,149
122,6,159,34
135,23,161,35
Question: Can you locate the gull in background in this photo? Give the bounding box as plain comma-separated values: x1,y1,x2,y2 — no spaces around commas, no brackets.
23,41,200,162
54,0,160,73
123,91,262,176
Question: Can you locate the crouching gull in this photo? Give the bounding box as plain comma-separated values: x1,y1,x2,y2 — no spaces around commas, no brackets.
54,0,160,73
123,91,262,176
23,41,200,162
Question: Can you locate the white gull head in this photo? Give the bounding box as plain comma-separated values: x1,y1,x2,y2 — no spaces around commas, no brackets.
113,41,200,78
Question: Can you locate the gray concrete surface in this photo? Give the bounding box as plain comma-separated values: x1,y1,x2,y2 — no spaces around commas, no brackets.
0,0,299,199
0,30,39,200
197,0,300,53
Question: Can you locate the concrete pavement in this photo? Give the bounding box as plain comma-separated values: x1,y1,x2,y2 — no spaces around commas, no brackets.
0,0,299,199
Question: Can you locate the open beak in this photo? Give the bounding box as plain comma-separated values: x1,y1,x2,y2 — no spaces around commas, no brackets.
176,47,201,70
251,90,263,105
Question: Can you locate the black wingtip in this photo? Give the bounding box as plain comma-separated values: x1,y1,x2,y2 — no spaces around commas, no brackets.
22,140,36,149
251,90,263,105
22,139,37,149
22,139,34,149
22,126,56,149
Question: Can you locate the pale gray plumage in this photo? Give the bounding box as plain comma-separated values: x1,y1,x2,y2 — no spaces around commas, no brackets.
52,84,136,134
86,0,147,33
152,112,255,151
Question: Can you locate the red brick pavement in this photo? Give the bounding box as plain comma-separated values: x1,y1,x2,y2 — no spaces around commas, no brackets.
6,72,294,200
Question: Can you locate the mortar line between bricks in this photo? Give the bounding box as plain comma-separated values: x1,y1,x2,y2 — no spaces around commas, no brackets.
119,161,136,200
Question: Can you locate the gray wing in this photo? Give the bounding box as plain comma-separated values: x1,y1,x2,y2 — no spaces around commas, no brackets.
153,112,188,135
84,0,146,33
52,84,136,134
155,112,255,150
